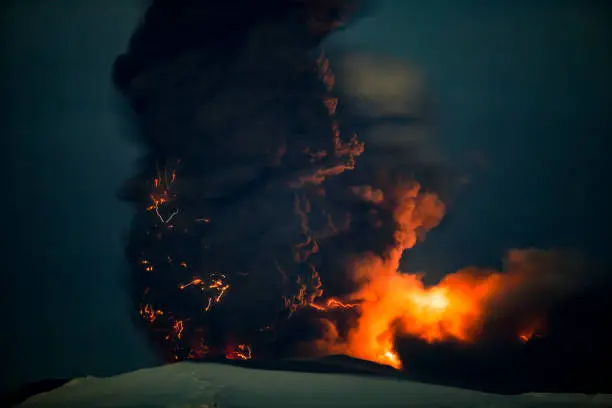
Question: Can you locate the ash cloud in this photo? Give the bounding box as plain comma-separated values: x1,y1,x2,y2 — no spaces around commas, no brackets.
113,0,383,360
112,0,607,386
331,52,461,198
436,248,593,343
113,0,456,362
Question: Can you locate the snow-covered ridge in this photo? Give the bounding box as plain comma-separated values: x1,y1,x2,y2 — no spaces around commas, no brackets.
18,361,612,407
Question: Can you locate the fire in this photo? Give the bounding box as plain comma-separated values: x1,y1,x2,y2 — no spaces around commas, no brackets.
342,264,514,368
382,349,401,370
301,183,540,370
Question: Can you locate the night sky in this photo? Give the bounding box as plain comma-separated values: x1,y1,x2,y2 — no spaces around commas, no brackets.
2,0,611,394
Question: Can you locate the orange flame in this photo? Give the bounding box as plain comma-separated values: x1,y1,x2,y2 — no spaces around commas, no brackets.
307,183,541,369
381,349,401,370
343,263,518,368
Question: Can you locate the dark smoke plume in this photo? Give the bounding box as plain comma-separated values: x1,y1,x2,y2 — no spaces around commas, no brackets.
113,0,374,361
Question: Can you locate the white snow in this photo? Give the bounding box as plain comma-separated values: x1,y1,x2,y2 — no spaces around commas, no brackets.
18,362,612,408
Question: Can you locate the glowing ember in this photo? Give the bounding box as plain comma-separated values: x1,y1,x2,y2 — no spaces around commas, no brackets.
226,344,253,360
147,165,179,225
165,319,185,340
518,326,541,343
140,304,163,323
179,273,230,312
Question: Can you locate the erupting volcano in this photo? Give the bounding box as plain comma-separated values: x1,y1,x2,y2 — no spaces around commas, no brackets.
113,0,593,373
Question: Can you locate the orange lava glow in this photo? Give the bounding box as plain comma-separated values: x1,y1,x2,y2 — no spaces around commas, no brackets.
316,184,534,369
518,325,541,343
343,264,517,369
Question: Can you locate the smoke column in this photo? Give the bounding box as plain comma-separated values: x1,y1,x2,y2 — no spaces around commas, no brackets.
113,0,606,386
113,0,368,361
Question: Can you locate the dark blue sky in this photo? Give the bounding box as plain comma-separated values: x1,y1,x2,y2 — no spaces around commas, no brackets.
1,0,610,391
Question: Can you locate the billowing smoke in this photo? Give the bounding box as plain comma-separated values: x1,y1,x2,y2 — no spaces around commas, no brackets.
113,0,368,361
113,0,605,386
